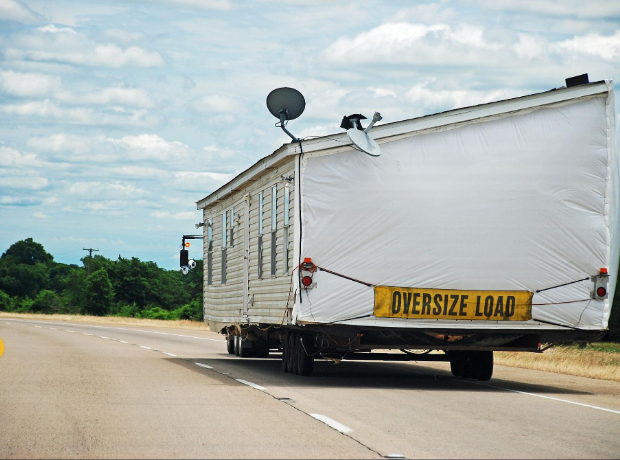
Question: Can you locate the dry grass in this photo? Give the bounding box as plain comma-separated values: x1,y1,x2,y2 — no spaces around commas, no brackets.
496,344,620,382
0,312,210,331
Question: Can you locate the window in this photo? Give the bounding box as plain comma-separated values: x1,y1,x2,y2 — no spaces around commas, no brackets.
221,212,227,284
283,184,290,273
229,207,234,247
258,191,263,278
207,219,213,285
271,185,277,276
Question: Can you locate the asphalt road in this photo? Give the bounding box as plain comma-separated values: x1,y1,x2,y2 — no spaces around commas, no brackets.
0,318,619,459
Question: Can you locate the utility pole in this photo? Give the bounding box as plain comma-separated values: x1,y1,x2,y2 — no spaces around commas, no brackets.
83,248,99,276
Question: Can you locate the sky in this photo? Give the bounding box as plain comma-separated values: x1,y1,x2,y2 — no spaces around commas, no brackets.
1,0,620,270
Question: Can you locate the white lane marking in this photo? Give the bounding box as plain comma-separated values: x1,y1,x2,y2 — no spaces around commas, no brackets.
100,336,109,339
194,362,213,369
140,346,151,350
0,319,223,342
470,381,620,416
34,326,41,328
235,379,267,391
309,414,354,433
66,330,75,333
162,352,177,357
50,328,57,330
83,333,93,336
119,340,129,344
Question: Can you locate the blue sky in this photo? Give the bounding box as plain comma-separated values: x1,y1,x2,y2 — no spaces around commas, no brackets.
1,0,620,269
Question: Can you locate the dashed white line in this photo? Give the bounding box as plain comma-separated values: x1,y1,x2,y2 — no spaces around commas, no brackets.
139,345,151,350
83,333,93,336
235,379,267,391
162,352,177,357
50,328,57,330
100,336,109,339
309,414,354,433
119,340,129,344
194,362,213,369
66,330,75,333
471,381,620,416
34,326,41,328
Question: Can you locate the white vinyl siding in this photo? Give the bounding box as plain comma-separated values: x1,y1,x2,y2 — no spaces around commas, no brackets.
202,158,295,328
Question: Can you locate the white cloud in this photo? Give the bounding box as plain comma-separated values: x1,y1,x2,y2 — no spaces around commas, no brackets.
0,70,61,97
0,146,43,168
69,181,148,199
105,29,144,42
150,210,197,219
155,0,234,10
38,24,76,34
466,0,620,19
193,94,241,113
405,80,519,114
0,176,48,190
555,31,620,61
108,134,191,161
0,0,41,23
369,87,397,98
323,22,503,66
33,211,48,219
514,34,548,60
72,88,154,108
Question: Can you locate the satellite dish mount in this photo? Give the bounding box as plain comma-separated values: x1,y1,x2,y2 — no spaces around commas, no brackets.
342,111,383,157
266,87,306,142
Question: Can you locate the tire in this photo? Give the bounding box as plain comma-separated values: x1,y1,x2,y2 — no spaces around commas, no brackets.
287,332,298,375
253,341,270,358
472,351,494,381
281,333,289,373
234,335,240,356
227,334,235,355
296,334,314,376
449,352,466,378
239,337,253,358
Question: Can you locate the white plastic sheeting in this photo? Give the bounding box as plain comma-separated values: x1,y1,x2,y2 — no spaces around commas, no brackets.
296,88,618,331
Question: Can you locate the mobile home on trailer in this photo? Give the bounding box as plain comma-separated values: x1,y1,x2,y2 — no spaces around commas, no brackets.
195,78,618,380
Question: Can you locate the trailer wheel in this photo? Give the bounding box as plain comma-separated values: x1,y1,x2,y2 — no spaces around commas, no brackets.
253,341,270,358
234,335,241,356
238,337,253,358
281,333,289,372
227,335,235,355
287,333,299,375
295,334,314,376
472,351,493,381
449,352,466,378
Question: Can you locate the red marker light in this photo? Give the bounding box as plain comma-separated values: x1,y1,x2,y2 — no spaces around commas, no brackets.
185,242,190,248
600,268,608,274
302,276,312,287
597,287,607,297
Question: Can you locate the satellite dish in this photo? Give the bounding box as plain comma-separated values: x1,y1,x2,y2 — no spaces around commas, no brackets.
266,87,306,142
346,112,383,157
347,129,381,157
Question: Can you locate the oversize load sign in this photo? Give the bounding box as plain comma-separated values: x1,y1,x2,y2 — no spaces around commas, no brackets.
374,286,533,321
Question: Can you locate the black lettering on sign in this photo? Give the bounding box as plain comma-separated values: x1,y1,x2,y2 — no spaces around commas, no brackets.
403,292,412,314
392,291,402,314
494,296,504,317
433,294,442,315
506,296,515,317
459,295,468,316
412,293,421,314
422,293,432,315
484,296,494,317
449,295,459,316
443,296,449,315
475,296,483,316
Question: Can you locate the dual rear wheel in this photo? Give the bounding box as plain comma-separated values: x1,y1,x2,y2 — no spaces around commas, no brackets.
449,351,493,381
282,332,314,376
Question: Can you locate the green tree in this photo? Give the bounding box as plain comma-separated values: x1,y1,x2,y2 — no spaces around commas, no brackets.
83,269,114,316
0,289,11,311
1,238,53,265
31,290,61,314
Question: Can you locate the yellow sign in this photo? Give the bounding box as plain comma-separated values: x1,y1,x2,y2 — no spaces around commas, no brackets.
0,338,4,359
374,286,532,321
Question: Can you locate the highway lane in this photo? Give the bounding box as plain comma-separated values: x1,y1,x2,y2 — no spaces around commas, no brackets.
1,318,619,459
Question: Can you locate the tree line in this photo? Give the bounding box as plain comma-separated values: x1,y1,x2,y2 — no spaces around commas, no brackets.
0,238,203,321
